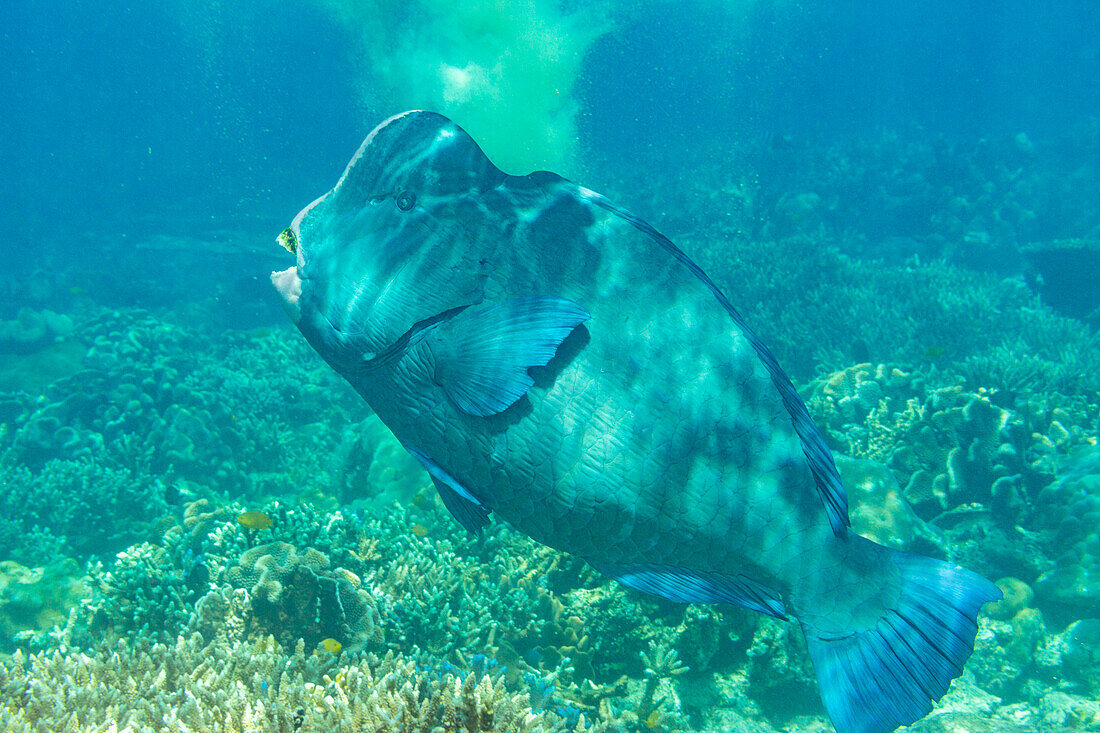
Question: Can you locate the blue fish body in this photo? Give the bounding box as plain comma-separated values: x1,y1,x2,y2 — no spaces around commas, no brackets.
272,111,1000,733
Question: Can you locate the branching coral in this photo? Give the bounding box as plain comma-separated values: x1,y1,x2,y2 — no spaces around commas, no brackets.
0,459,167,565
0,633,599,732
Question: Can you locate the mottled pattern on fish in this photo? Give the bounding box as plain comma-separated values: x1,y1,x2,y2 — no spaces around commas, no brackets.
273,111,1001,733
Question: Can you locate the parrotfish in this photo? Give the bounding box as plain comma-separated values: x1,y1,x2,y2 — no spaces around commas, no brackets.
271,111,1000,733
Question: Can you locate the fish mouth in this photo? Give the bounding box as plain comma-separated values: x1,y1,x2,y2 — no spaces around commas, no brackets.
272,221,308,323
271,266,302,323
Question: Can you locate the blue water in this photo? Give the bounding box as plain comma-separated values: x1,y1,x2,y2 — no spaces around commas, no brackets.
2,2,1099,731
7,2,1097,247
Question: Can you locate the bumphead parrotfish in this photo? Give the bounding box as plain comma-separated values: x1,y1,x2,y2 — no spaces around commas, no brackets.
272,111,1000,733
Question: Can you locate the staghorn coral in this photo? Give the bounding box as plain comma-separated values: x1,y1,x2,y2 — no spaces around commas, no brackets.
0,458,168,565
633,643,688,731
0,633,599,732
83,540,197,646
2,308,360,501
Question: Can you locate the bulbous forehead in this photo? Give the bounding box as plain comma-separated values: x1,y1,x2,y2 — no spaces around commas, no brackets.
330,110,507,208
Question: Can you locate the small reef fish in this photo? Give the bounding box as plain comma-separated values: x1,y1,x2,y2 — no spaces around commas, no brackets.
272,111,1000,733
236,511,273,530
320,638,342,654
409,523,429,537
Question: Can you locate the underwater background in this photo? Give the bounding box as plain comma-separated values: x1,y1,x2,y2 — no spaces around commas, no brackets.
2,0,1099,731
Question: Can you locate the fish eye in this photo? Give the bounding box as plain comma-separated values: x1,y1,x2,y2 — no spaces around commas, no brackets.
395,191,416,211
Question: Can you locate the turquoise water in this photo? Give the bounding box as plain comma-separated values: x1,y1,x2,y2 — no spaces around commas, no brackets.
2,2,1098,731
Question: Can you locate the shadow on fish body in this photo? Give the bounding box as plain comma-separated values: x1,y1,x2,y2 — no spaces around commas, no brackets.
271,110,1001,733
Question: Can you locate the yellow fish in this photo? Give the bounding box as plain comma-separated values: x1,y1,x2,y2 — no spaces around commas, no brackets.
321,638,342,654
410,523,428,537
237,511,273,530
924,344,946,359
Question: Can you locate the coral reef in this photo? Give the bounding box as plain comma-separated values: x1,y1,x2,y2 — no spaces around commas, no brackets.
0,308,73,353
0,633,598,732
0,296,1095,731
0,310,351,492
5,115,1100,732
803,364,1028,516
613,125,1100,392
0,560,83,652
225,541,384,652
803,363,1100,588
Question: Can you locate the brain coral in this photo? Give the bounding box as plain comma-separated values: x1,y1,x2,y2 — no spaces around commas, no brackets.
802,363,1040,519
226,541,383,652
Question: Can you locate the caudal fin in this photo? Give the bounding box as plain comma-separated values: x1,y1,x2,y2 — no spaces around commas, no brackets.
802,552,1001,733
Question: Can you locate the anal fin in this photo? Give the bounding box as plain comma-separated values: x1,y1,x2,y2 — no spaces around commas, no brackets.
589,561,787,620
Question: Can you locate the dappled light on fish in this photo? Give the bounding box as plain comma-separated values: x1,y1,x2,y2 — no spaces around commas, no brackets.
271,110,1002,733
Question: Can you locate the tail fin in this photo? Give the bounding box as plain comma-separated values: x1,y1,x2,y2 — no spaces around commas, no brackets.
802,552,1001,733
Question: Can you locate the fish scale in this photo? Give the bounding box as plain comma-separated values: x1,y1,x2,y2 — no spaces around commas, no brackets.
272,110,1001,733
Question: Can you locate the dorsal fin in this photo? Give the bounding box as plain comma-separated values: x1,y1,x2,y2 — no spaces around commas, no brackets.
580,193,850,535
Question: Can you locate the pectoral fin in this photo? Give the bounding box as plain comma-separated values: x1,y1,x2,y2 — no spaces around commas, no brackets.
427,295,590,417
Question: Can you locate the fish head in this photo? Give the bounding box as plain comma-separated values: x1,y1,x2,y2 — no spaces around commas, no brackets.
272,111,507,368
